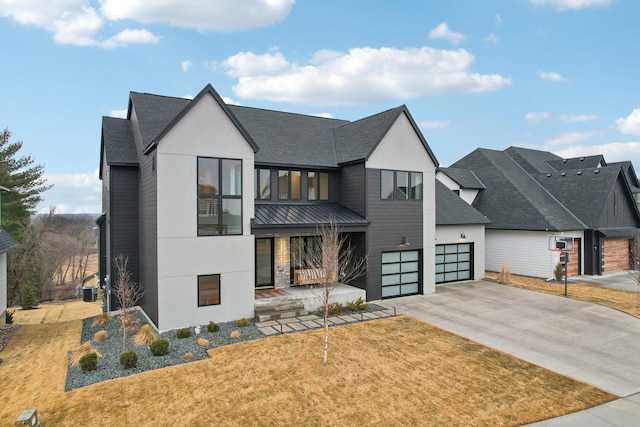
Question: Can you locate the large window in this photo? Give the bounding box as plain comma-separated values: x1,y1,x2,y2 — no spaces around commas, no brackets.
198,157,242,236
278,170,301,200
308,171,329,201
254,168,271,200
381,170,423,200
290,236,322,284
198,274,220,306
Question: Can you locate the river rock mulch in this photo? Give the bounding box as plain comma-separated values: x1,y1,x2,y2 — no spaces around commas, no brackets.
0,324,21,361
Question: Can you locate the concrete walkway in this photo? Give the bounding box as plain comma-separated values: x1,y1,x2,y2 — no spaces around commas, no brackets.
255,309,394,335
377,281,640,426
576,271,638,292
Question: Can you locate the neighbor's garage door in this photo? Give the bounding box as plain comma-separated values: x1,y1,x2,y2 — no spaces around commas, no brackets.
381,250,421,298
436,243,473,284
603,238,630,273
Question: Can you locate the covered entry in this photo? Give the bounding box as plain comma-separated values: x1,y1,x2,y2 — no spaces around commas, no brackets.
381,250,422,298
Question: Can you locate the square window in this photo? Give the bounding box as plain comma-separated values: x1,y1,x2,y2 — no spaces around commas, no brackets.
198,274,220,306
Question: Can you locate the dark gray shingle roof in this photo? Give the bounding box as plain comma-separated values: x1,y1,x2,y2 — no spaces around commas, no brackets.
437,167,485,189
0,229,17,253
435,181,490,225
505,146,560,174
102,117,137,165
129,92,189,149
253,204,369,228
546,155,605,171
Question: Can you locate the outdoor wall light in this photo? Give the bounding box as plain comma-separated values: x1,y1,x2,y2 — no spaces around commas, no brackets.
460,233,466,239
400,236,411,246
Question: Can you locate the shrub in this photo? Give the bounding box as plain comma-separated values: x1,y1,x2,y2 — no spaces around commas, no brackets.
183,352,195,359
230,330,241,339
328,302,343,316
134,324,157,346
554,262,564,282
70,342,102,367
197,338,210,346
176,327,192,339
94,330,108,342
207,321,220,333
347,297,368,312
92,313,112,328
150,338,169,356
20,281,39,310
119,351,138,369
79,353,98,372
236,318,249,327
5,310,13,325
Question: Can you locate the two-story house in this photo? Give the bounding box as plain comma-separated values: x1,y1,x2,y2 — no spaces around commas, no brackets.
98,83,485,331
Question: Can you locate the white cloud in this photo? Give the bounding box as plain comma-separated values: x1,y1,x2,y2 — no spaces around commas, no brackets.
616,109,640,136
312,113,334,119
485,32,500,44
537,71,568,82
108,109,127,119
419,120,451,130
560,114,598,122
525,112,550,123
529,0,614,11
552,142,640,167
221,96,242,105
0,0,292,47
181,60,192,72
495,14,503,26
222,47,511,105
100,0,295,32
428,22,467,45
38,169,102,214
543,129,607,147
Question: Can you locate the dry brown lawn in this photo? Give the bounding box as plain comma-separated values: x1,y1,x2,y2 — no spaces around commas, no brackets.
486,272,640,318
0,303,615,426
10,300,103,324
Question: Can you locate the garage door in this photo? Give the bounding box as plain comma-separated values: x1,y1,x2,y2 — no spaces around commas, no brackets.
603,238,630,272
436,243,473,284
381,250,421,298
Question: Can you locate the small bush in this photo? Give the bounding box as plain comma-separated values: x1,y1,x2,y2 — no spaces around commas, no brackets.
150,338,169,356
5,310,13,325
79,353,98,372
119,351,138,369
21,281,39,310
70,342,102,367
134,324,157,346
197,338,210,346
94,330,108,342
328,302,343,316
183,352,195,359
235,318,249,327
347,297,368,312
554,262,564,282
91,313,111,328
176,327,192,339
207,321,220,333
230,330,241,339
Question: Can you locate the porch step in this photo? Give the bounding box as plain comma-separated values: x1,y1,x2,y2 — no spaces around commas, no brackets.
254,298,309,322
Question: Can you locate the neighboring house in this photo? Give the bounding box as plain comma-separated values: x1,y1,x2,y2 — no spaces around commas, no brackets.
100,83,488,331
0,185,18,325
442,146,640,278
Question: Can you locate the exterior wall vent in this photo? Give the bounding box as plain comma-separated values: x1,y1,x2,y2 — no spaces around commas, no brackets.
562,159,567,163
594,169,600,174
576,171,582,175
561,172,566,176
546,173,552,177
580,157,585,161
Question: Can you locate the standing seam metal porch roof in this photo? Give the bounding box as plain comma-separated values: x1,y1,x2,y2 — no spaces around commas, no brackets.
252,204,369,228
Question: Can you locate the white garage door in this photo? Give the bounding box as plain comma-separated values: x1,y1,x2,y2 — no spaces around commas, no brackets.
381,250,421,298
436,243,473,284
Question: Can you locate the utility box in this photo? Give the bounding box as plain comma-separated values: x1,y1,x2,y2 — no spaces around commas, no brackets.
15,409,40,426
83,286,97,302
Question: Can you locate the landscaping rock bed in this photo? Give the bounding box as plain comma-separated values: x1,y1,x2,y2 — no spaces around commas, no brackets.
0,324,21,353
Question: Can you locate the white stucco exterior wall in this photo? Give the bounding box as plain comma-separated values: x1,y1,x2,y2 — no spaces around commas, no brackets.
435,224,486,281
366,112,437,295
155,93,255,331
435,172,480,205
485,229,583,278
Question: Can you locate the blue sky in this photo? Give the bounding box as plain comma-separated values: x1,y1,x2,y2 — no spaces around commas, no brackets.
1,0,639,214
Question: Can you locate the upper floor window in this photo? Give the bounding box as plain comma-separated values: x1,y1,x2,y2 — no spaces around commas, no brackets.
198,157,242,236
381,170,422,201
308,171,329,201
254,168,271,200
278,170,301,200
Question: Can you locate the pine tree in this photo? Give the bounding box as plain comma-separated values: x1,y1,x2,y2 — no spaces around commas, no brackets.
0,128,52,240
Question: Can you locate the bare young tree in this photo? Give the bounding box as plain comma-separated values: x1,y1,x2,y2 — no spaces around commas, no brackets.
297,220,367,365
112,254,145,352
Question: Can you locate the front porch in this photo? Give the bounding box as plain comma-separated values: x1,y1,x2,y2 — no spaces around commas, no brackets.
254,283,366,322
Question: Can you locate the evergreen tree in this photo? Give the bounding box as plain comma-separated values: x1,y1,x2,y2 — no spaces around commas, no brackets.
0,128,52,240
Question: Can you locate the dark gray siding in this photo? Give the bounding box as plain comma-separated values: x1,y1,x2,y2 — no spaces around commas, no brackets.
109,166,139,309
597,176,640,229
339,162,366,217
365,168,423,300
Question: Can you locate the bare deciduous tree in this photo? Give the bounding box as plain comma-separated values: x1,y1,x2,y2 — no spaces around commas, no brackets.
297,220,367,365
112,254,145,352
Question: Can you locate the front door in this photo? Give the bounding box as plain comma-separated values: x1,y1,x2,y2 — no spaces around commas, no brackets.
255,238,274,289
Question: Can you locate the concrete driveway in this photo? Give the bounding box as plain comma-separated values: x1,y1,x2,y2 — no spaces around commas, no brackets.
377,281,640,425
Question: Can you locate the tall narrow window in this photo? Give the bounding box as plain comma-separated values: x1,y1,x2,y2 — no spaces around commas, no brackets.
308,171,329,201
198,274,220,306
381,170,394,199
396,171,409,200
198,157,242,236
410,172,423,200
278,170,301,200
255,168,270,200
